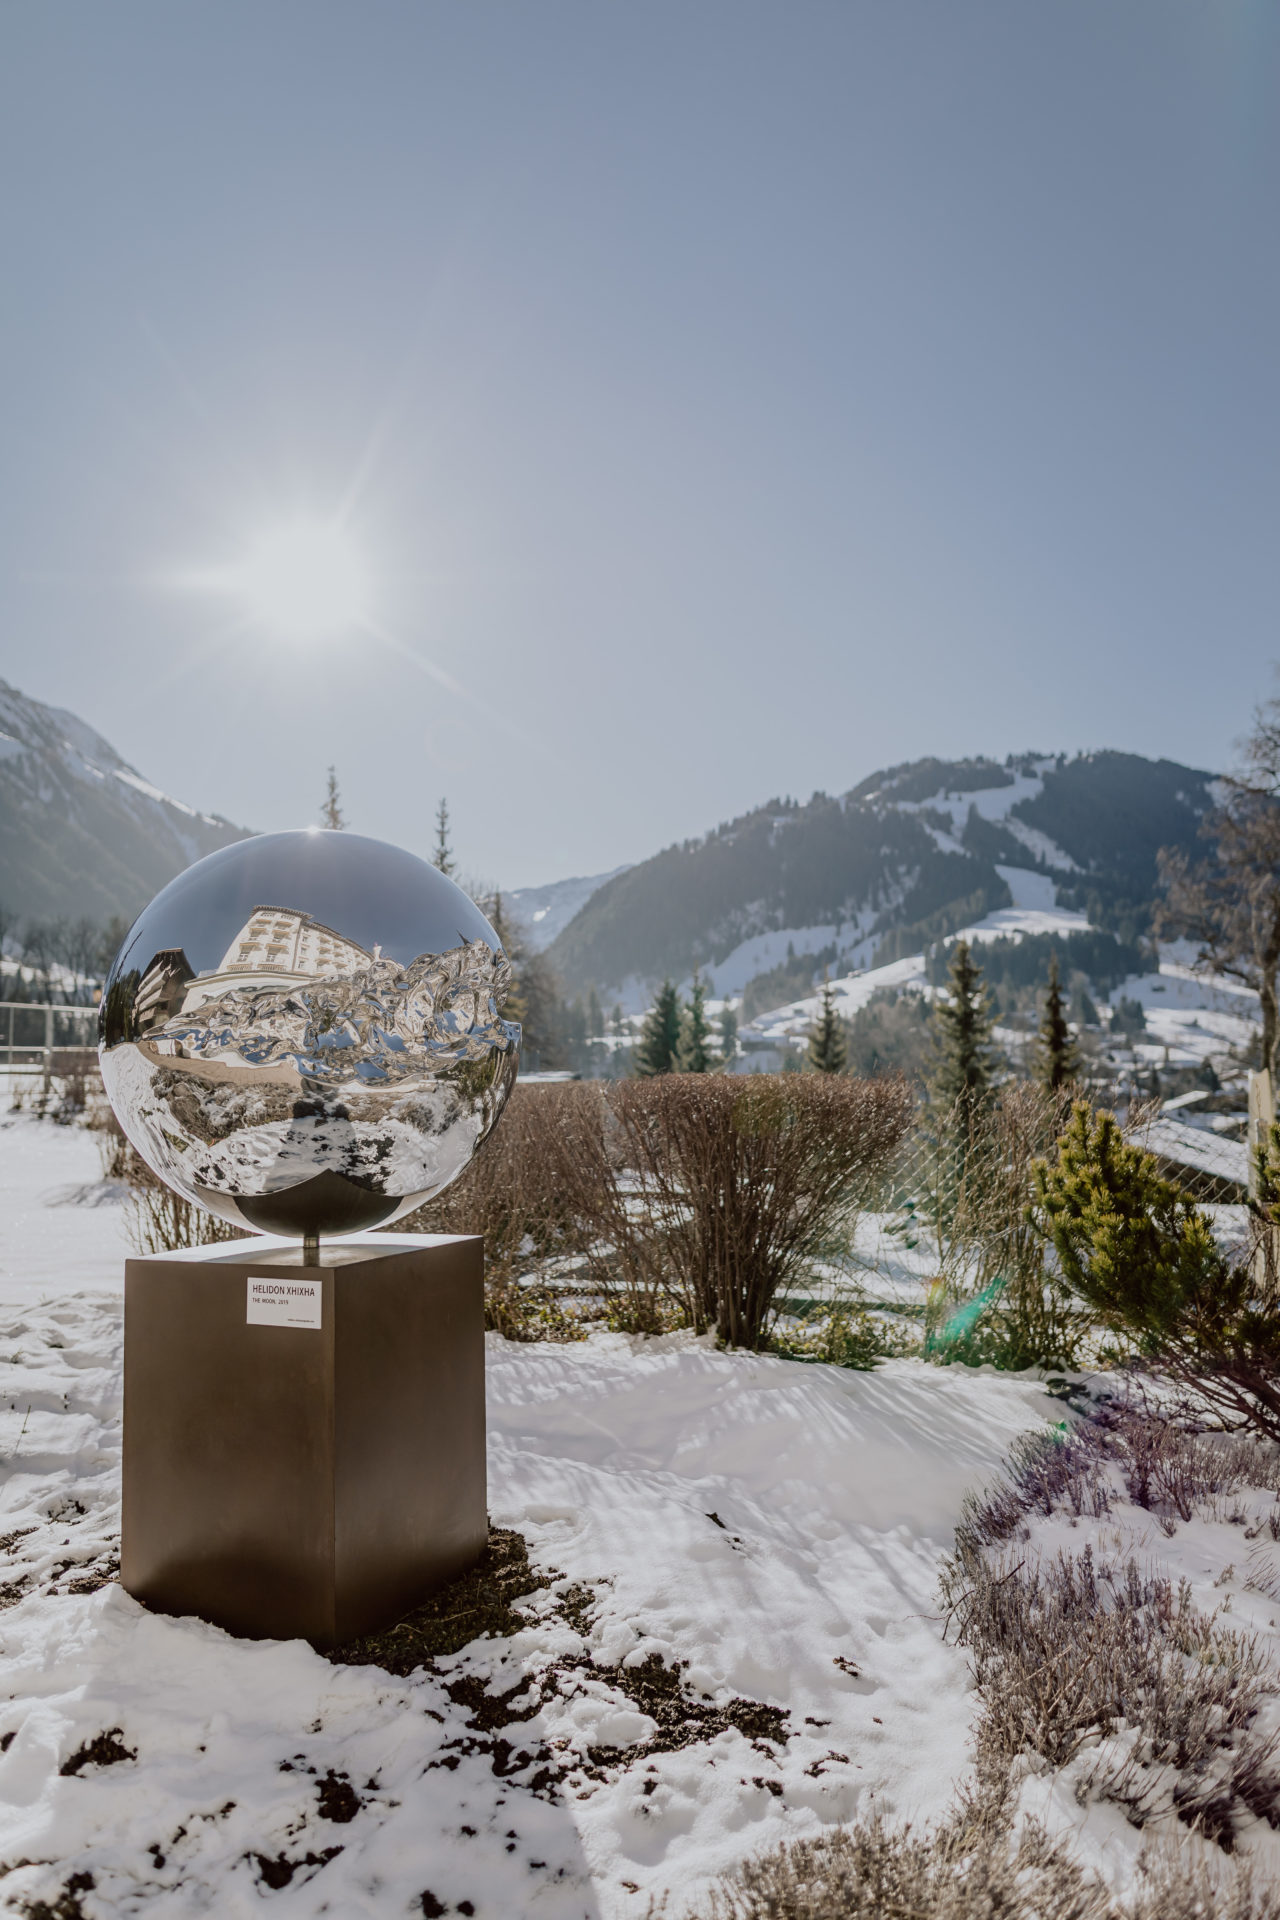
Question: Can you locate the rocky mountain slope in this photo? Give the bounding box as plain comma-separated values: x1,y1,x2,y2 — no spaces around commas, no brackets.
544,752,1216,1004
0,679,249,923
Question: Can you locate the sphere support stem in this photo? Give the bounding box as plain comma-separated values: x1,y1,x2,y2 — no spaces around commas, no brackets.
303,1233,320,1267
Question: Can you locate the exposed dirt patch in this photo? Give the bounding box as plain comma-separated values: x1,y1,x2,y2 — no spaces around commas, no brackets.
327,1524,791,1802
315,1770,363,1824
62,1558,118,1596
583,1651,790,1767
327,1527,560,1671
250,1847,342,1891
59,1729,135,1777
18,1869,96,1920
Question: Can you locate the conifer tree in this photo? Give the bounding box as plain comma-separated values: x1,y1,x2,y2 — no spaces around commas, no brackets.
586,985,604,1038
806,976,848,1074
321,767,345,830
930,939,997,1114
718,1003,739,1066
635,981,682,1076
677,971,713,1073
1036,953,1079,1091
482,889,528,1034
433,798,455,876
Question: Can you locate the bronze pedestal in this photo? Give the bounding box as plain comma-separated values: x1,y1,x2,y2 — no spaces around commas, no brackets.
121,1232,486,1648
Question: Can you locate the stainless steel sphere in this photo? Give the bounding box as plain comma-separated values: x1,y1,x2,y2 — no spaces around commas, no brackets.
99,829,521,1239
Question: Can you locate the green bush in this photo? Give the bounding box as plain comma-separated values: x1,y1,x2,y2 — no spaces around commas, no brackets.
771,1300,918,1371
1033,1103,1280,1442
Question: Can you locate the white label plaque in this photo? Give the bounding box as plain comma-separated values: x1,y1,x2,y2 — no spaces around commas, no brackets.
246,1276,323,1330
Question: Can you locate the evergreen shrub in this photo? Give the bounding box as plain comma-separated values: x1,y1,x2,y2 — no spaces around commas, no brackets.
1033,1103,1280,1442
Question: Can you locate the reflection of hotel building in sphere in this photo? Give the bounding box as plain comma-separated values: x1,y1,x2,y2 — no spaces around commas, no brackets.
180,907,372,1011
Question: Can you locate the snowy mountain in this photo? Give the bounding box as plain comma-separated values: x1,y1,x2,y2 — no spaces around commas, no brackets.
507,866,631,953
546,751,1216,1008
0,679,250,923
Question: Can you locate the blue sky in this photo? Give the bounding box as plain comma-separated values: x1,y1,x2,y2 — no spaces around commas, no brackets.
1,3,1276,887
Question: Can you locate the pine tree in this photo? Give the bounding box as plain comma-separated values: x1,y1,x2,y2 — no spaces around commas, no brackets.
677,971,713,1073
806,976,848,1074
1036,953,1079,1091
718,1003,739,1066
321,767,345,830
635,981,682,1076
930,939,997,1113
586,985,604,1038
482,890,528,1034
433,798,455,877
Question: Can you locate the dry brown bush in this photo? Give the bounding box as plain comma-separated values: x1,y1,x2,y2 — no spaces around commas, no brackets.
688,1814,1280,1920
97,1108,246,1254
569,1073,914,1348
407,1075,911,1348
403,1082,599,1340
691,1809,1109,1920
944,1409,1280,1845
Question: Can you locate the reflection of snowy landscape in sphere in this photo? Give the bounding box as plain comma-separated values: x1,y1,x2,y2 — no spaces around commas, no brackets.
99,831,520,1238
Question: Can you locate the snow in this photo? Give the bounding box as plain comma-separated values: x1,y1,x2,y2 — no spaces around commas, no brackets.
111,765,197,817
1139,1117,1247,1189
889,763,1081,873
993,865,1056,913
0,1112,128,1305
1105,962,1258,1069
0,1117,1066,1917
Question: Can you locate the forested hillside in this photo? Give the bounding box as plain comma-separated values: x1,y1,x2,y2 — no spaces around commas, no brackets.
546,751,1214,999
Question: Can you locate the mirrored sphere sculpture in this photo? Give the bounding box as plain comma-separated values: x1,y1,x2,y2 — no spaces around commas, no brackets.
99,830,521,1239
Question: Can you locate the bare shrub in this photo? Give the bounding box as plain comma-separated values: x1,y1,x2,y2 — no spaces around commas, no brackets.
99,1109,246,1254
93,1109,134,1183
692,1808,1110,1920
690,1812,1280,1920
575,1074,914,1349
49,1049,100,1124
409,1075,911,1348
403,1082,599,1340
1127,1848,1280,1920
123,1183,246,1254
945,1410,1280,1843
947,1540,1279,1832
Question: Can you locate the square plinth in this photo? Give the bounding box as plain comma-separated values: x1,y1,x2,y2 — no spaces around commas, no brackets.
121,1232,486,1648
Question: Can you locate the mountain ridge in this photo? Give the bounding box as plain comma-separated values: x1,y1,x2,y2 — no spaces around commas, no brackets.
543,750,1216,1007
0,678,251,923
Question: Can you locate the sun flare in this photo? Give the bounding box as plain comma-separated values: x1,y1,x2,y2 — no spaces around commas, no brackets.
230,523,370,639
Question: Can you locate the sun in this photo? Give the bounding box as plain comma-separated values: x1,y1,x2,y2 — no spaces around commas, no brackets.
230,523,370,640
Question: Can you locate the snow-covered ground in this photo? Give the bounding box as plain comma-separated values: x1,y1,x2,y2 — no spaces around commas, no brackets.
0,1116,1069,1917
0,1107,128,1305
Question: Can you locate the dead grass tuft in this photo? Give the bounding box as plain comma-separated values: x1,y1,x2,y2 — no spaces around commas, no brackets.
692,1811,1109,1919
